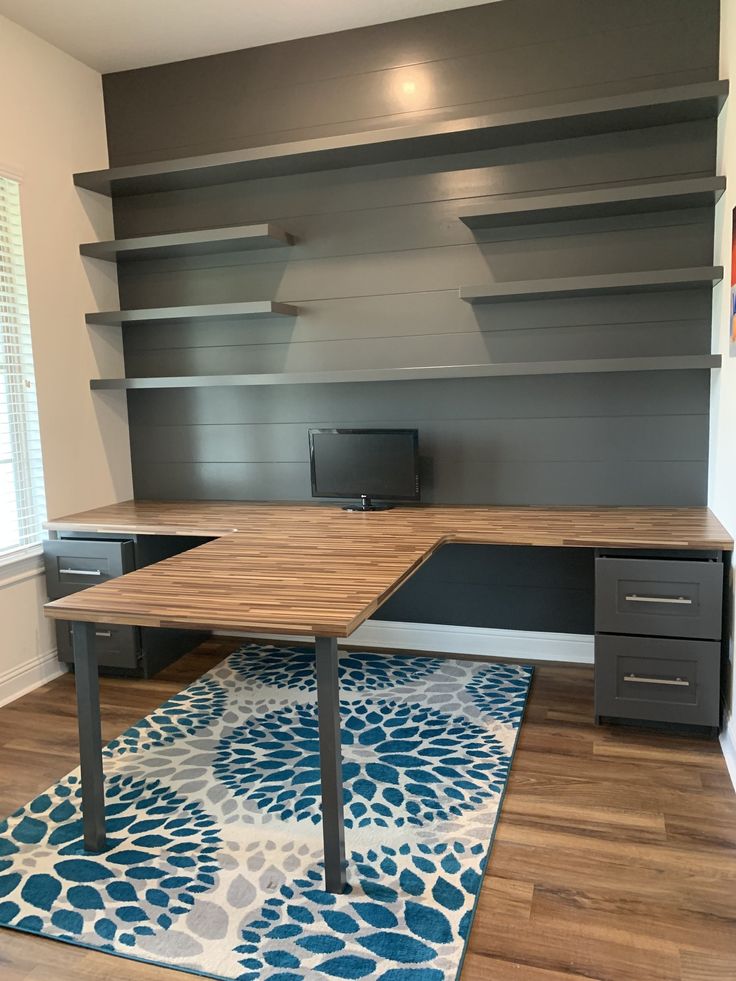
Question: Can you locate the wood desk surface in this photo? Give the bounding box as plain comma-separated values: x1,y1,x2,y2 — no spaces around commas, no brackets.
44,501,733,637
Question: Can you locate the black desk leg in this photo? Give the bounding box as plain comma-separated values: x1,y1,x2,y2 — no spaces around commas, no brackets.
72,621,107,852
315,635,347,893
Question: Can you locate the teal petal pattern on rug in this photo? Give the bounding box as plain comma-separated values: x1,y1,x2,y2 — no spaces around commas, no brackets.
230,646,440,694
212,700,509,829
0,644,532,980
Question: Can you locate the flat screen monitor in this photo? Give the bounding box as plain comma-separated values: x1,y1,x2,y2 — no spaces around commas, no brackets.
309,428,420,511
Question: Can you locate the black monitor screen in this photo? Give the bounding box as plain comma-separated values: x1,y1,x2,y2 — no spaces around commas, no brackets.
309,429,419,501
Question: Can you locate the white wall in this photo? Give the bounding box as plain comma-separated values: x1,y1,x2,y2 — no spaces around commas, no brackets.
710,0,736,787
0,15,132,702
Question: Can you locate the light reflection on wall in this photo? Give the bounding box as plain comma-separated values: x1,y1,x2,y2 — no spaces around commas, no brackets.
392,67,434,110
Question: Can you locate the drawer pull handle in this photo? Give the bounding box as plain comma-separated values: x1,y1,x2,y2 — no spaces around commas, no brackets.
59,568,103,577
623,673,690,687
624,593,692,605
95,630,112,638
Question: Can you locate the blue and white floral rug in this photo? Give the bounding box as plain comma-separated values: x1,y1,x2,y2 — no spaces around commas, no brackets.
0,644,532,980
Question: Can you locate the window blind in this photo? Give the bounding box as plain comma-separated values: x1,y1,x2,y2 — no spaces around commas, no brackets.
0,175,46,558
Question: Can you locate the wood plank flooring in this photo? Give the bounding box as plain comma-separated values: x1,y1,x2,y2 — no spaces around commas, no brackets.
0,640,734,981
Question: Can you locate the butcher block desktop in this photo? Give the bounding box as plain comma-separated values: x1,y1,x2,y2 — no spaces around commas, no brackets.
47,500,733,546
45,501,732,634
43,501,733,893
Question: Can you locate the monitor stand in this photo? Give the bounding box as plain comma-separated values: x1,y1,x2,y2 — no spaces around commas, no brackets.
342,495,394,512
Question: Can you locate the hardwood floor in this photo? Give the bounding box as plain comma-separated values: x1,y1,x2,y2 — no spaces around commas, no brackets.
0,640,734,981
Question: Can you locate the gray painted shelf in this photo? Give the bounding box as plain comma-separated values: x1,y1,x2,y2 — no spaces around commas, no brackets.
89,355,721,390
458,176,727,229
459,266,723,304
86,300,298,327
74,80,728,197
80,223,294,261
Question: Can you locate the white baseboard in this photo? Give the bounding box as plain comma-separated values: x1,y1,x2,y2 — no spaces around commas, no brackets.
720,717,736,794
215,619,594,665
0,648,66,708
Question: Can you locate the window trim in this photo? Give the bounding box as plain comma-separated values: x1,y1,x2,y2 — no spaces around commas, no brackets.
0,168,47,564
0,543,43,577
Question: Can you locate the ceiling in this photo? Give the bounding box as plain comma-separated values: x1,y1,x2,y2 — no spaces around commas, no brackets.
0,0,498,74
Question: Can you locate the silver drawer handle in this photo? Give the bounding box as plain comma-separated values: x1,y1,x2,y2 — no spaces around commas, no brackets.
624,594,692,605
95,630,112,638
624,673,690,687
59,568,103,577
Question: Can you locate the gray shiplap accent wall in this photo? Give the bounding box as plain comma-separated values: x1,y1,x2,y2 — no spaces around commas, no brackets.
127,371,710,507
102,0,718,166
101,0,721,634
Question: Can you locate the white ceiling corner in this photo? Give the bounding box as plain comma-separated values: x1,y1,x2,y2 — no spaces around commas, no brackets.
0,1,499,73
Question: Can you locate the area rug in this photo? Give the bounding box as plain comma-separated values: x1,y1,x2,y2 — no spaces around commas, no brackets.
0,643,532,980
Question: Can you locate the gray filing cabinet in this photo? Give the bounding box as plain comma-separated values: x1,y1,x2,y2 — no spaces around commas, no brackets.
44,532,210,678
594,550,725,731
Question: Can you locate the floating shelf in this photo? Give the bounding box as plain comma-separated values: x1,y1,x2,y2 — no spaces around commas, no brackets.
80,223,293,262
73,80,728,197
459,266,723,304
85,300,298,327
458,176,727,229
90,355,721,391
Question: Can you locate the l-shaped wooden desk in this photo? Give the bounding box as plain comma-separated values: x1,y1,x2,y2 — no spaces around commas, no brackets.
44,501,734,892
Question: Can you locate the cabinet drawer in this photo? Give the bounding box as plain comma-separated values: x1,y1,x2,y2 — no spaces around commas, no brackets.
44,538,135,599
595,557,722,639
595,634,720,727
57,622,140,670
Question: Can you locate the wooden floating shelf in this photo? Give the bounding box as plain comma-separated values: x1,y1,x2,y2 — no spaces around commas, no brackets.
458,176,727,229
80,223,293,262
74,80,728,197
90,355,721,391
85,300,298,327
459,266,723,304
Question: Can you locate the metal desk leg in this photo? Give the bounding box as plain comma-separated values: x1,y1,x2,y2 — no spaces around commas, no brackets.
315,635,347,893
72,621,106,852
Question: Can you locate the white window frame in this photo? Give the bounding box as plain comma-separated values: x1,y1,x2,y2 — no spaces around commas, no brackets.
0,169,46,568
